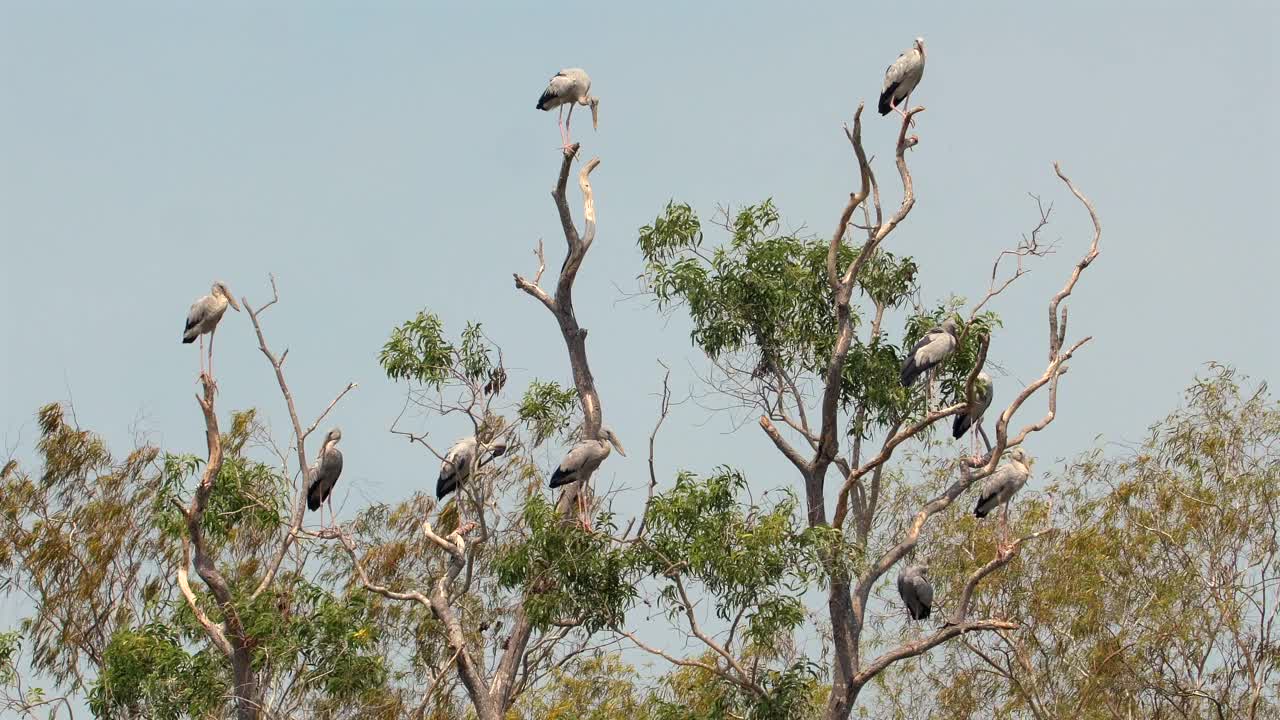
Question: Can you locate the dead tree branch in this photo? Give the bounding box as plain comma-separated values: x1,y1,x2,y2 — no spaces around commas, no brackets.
243,277,357,600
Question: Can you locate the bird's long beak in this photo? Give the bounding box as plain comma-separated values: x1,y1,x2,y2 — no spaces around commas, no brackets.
610,436,626,456
590,98,599,131
228,295,242,312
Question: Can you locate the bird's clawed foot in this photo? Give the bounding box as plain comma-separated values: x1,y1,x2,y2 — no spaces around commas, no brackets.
199,371,219,394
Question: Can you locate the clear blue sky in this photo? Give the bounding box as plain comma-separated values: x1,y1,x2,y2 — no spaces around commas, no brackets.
1,0,1276,680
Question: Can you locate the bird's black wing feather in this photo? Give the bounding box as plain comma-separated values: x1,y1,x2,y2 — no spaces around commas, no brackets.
437,470,457,500
878,82,900,115
548,465,574,489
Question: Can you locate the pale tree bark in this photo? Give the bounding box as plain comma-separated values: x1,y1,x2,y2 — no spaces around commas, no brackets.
739,102,1103,718
314,147,609,720
174,375,261,720
173,279,356,720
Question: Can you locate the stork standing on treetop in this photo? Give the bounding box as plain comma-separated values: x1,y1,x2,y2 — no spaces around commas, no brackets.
536,68,599,150
879,38,926,119
181,281,240,380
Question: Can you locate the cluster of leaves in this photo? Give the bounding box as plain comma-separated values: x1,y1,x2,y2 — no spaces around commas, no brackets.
89,622,227,719
380,311,493,388
637,469,814,652
517,380,579,447
155,411,288,554
648,657,828,720
873,366,1280,718
641,200,995,438
639,201,854,379
494,496,637,633
511,654,653,720
0,403,170,692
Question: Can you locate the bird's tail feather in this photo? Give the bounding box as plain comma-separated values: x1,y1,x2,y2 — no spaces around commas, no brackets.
548,467,573,489
974,496,994,518
953,413,972,439
536,91,555,110
900,358,921,387
878,84,899,115
436,474,457,501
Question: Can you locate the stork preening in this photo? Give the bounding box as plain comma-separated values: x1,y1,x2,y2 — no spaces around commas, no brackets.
437,436,509,501
897,564,934,621
900,318,959,387
307,428,344,528
954,371,994,457
549,427,625,529
879,38,926,118
182,281,240,380
536,68,598,150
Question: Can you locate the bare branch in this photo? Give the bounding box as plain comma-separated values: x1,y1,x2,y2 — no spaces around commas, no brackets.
832,403,966,528
244,280,357,601
851,619,1019,689
1048,163,1101,359
671,573,760,693
175,536,231,657
759,416,812,474
948,527,1059,626
633,363,673,540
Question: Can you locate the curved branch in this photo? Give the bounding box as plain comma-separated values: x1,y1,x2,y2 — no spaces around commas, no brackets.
244,278,357,600
851,619,1018,689
948,527,1059,625
831,402,966,528
1048,164,1100,357
496,147,609,715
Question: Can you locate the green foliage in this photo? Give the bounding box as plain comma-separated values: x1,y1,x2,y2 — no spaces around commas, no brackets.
89,622,227,719
381,311,496,393
640,201,853,374
512,653,652,720
0,403,169,691
641,201,962,438
156,411,287,549
637,469,812,651
158,452,286,547
874,366,1280,718
247,582,389,702
0,631,19,687
457,322,493,383
517,380,579,447
649,657,828,720
380,310,451,385
494,496,637,633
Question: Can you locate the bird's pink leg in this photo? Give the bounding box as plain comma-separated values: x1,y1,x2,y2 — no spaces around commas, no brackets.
208,327,216,381
577,489,592,532
557,106,566,147
564,104,575,149
998,501,1012,557
897,95,917,128
198,335,206,378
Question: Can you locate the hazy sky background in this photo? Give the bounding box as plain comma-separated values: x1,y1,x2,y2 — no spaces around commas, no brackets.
1,0,1277,700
